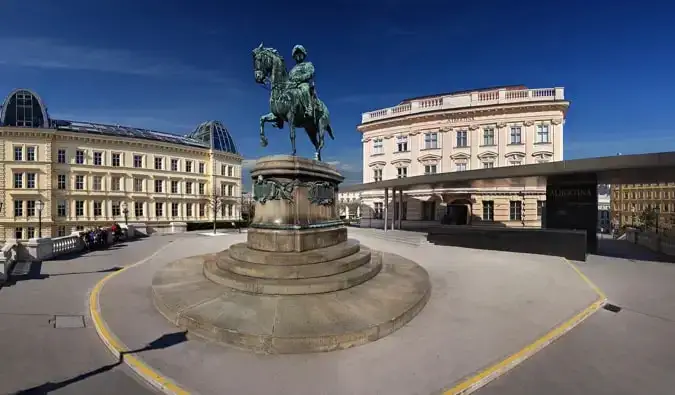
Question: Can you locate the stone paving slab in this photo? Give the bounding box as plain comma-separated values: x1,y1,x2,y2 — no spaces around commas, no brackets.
99,233,598,395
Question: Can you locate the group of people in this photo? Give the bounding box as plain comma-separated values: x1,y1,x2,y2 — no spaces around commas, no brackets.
78,223,125,251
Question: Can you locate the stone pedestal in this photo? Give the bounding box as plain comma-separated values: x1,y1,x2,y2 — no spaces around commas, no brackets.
152,155,431,354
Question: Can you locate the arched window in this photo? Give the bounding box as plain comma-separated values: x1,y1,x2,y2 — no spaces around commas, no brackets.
1,89,50,128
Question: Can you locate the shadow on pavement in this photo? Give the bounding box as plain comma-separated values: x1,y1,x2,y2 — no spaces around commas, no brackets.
593,238,675,264
14,330,188,394
1,263,124,288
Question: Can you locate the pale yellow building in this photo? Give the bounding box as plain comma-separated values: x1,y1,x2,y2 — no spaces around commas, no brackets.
0,89,243,241
357,85,569,227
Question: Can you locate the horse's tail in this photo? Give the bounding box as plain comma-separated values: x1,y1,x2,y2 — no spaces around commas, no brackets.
326,123,335,140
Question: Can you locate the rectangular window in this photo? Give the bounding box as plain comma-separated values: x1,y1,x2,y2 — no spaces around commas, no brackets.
456,131,468,147
57,201,66,217
198,162,205,174
537,200,546,218
14,227,23,239
186,182,193,194
75,175,84,190
133,154,143,168
456,163,467,171
373,169,383,182
185,161,193,173
482,161,495,169
228,204,233,217
424,132,438,149
26,200,36,217
510,126,522,144
93,151,103,166
221,203,227,217
171,180,179,194
154,179,163,193
482,200,494,221
186,203,193,217
155,202,164,217
424,165,437,175
112,201,121,216
373,202,383,219
509,160,522,166
14,146,22,161
112,153,121,167
171,203,179,217
483,128,495,146
75,201,84,216
26,146,36,161
227,166,233,177
57,149,66,164
393,201,407,221
199,203,206,217
92,176,102,191
199,183,205,195
56,174,66,190
510,201,523,221
93,201,102,217
111,176,121,191
536,124,550,143
154,157,163,170
397,167,407,178
171,159,179,171
13,173,23,188
26,173,36,189
396,135,408,152
27,227,35,239
75,150,85,164
373,138,384,155
57,226,66,237
227,184,234,196
133,178,143,192
134,202,144,218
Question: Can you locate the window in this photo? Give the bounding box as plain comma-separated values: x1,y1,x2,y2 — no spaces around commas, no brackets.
27,227,35,239
221,204,227,217
397,167,407,178
26,146,36,161
155,202,164,217
186,182,193,194
93,201,102,217
424,165,437,175
171,159,179,171
186,203,193,217
373,168,383,182
76,226,84,231
134,202,144,217
456,131,468,147
112,153,121,167
13,173,23,188
185,161,193,173
228,204,233,217
14,227,23,239
373,138,384,155
14,146,22,161
112,202,121,216
198,162,205,174
57,201,66,217
92,176,102,191
171,180,179,194
227,185,234,196
133,178,143,192
509,160,522,166
155,179,163,193
26,173,37,189
133,155,143,168
75,175,84,190
422,201,436,221
75,150,85,164
26,200,36,217
111,177,121,191
57,174,66,190
536,124,550,143
57,149,66,163
537,200,546,218
456,163,467,171
227,166,233,177
199,183,205,195
394,201,407,221
154,157,163,170
374,202,384,219
199,203,205,217
75,201,84,216
93,151,103,166
57,226,66,237
482,161,495,169
396,135,408,152
171,203,179,217
510,126,522,144
482,201,494,221
509,201,523,221
483,128,495,146
424,132,438,149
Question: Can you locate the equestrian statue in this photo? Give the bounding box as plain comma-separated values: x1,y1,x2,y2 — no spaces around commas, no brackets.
252,43,335,161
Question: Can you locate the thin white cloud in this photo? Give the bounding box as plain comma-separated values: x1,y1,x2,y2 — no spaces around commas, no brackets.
0,37,235,84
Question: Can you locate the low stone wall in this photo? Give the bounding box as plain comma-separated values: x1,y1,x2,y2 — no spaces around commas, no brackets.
625,229,675,256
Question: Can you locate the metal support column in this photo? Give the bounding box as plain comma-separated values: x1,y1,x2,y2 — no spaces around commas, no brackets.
398,189,403,230
391,188,397,230
383,188,389,232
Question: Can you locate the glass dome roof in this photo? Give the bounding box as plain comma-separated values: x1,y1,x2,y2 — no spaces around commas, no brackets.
186,120,239,155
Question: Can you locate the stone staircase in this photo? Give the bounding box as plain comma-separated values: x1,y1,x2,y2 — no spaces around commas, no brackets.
349,227,429,246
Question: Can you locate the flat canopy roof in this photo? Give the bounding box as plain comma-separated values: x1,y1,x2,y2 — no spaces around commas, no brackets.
339,151,675,192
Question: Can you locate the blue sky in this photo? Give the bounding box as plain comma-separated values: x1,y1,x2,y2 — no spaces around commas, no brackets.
1,0,674,185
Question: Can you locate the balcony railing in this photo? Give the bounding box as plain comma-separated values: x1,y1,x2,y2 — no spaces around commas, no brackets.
361,87,565,124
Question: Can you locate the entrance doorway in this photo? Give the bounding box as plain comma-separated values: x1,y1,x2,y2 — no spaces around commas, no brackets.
444,204,469,225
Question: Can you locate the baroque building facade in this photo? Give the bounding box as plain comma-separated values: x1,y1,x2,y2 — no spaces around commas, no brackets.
611,182,675,231
357,86,568,227
0,89,243,241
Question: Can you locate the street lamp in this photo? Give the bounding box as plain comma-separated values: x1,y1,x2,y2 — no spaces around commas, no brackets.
121,202,129,225
36,200,44,238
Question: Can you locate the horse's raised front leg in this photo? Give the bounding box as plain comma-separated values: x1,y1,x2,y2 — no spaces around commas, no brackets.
287,113,296,156
259,112,277,147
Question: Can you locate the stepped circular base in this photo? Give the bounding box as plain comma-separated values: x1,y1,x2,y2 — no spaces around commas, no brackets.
151,249,431,354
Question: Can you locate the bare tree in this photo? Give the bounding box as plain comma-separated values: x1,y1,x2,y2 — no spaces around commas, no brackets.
204,187,226,235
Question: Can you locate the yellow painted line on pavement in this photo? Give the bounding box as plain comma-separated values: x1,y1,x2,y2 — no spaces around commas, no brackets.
443,258,607,395
89,242,191,395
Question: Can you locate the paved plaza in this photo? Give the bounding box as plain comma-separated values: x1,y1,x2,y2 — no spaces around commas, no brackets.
0,230,674,394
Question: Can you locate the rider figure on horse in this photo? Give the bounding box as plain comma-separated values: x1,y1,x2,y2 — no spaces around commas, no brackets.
288,45,316,119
